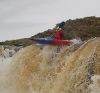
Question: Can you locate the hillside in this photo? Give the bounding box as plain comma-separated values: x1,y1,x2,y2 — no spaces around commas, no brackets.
33,16,100,40
0,37,99,93
0,16,100,46
0,38,33,47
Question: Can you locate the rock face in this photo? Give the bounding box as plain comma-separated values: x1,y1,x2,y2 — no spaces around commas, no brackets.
0,37,100,93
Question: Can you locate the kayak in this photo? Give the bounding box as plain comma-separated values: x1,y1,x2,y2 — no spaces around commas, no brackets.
30,38,72,45
31,38,53,44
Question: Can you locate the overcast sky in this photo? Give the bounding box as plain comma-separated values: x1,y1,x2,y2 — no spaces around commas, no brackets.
0,0,100,41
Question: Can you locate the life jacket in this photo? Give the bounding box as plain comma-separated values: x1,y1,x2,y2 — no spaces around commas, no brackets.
53,29,64,40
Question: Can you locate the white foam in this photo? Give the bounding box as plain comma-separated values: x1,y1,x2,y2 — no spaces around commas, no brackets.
89,75,100,93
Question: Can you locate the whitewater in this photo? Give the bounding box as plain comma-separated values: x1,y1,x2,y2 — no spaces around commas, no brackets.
0,37,100,93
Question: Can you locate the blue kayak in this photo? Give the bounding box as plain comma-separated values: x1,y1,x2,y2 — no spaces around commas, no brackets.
30,38,72,45
30,38,53,44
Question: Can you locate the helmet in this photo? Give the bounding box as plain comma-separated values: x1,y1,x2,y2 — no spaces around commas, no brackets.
61,21,65,25
58,21,65,28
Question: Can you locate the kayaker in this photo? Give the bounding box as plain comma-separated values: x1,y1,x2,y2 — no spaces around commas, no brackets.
53,21,65,40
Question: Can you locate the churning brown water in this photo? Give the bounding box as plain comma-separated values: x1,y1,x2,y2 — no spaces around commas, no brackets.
0,37,100,93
